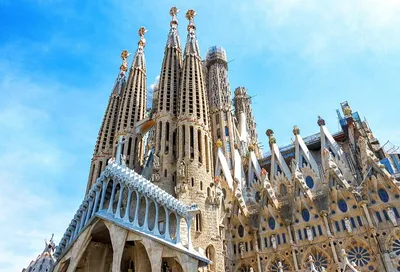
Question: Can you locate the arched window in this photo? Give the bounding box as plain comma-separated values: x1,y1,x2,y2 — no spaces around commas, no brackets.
338,199,348,212
195,213,202,232
225,126,229,136
302,209,310,222
378,189,389,203
305,176,314,188
238,225,244,237
207,187,210,197
268,217,276,230
200,181,203,191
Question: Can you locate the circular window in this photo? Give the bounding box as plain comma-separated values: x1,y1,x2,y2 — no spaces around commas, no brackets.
268,217,276,230
302,209,310,222
305,176,314,188
338,199,348,213
348,246,371,267
238,225,244,237
378,189,389,203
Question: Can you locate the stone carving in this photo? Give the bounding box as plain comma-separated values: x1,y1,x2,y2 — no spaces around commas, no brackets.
108,157,116,165
153,154,160,170
151,173,160,182
388,207,398,226
239,242,245,259
306,226,313,241
178,160,186,178
271,235,277,250
344,217,352,233
121,154,127,166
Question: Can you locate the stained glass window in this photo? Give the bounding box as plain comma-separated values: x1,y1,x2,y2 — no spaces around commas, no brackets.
306,176,314,188
348,246,371,267
378,188,389,203
338,199,348,212
302,209,310,222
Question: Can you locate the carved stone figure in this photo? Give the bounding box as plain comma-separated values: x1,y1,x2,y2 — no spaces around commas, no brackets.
388,207,398,226
239,242,245,259
306,226,313,241
271,235,277,249
121,154,127,166
344,217,352,233
179,160,186,178
153,154,160,170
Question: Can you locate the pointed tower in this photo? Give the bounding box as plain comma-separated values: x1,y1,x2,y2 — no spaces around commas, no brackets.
205,46,236,168
116,27,147,171
176,9,224,271
152,7,183,195
22,235,56,272
234,86,261,158
86,50,128,192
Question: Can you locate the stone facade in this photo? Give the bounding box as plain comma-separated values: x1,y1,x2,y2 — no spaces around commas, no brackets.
24,6,400,272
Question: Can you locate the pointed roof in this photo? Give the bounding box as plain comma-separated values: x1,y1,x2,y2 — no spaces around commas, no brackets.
22,235,56,272
112,49,130,95
166,7,181,48
131,27,147,70
183,9,201,57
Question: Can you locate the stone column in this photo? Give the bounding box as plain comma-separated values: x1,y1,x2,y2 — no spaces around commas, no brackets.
104,222,128,272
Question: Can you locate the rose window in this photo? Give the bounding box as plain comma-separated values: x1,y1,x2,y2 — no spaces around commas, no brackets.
271,260,290,272
391,239,400,256
348,246,371,267
312,252,328,271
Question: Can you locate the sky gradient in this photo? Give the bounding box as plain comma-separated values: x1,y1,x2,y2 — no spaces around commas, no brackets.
1,0,400,271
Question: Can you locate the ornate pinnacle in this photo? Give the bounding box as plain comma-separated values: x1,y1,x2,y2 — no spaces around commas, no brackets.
170,7,179,26
266,129,276,145
317,116,325,126
119,50,130,74
137,27,147,47
293,125,300,135
186,9,196,32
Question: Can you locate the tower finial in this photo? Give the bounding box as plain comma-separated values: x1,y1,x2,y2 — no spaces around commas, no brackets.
186,9,197,32
138,26,147,48
119,49,130,78
170,7,179,26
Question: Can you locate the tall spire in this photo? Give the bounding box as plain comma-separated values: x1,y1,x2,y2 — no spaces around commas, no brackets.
166,7,181,48
184,9,201,57
176,9,224,271
116,27,148,171
152,7,183,195
131,27,147,69
86,51,127,192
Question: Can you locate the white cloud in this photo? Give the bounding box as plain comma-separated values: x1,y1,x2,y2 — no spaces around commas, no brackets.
230,0,400,62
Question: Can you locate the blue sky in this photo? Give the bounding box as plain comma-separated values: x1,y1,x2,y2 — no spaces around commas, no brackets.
1,0,400,270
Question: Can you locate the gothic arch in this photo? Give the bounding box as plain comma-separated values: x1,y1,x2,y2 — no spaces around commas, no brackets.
205,244,216,271
301,246,331,271
120,240,151,272
233,260,256,272
264,253,293,272
344,237,375,270
385,227,400,270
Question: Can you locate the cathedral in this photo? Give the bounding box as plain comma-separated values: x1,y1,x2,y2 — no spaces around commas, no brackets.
23,7,400,272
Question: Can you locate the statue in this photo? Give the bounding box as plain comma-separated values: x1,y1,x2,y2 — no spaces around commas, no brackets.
239,242,245,259
277,261,284,272
121,154,127,166
153,154,160,170
108,157,116,165
388,207,398,226
344,217,352,233
249,268,254,272
271,235,277,249
179,160,186,178
306,226,313,241
151,173,160,182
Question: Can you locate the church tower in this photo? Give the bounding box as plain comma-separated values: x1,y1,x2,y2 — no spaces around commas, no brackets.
205,46,236,168
234,86,261,158
152,7,182,195
116,27,148,171
86,51,128,192
176,10,224,271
